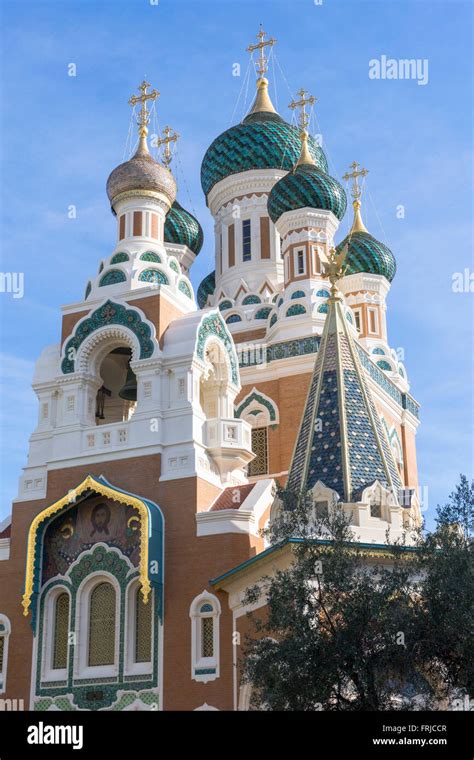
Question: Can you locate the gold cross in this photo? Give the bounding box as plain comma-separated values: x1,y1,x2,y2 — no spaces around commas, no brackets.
128,80,159,137
246,25,276,77
342,161,369,201
156,125,179,168
288,88,317,132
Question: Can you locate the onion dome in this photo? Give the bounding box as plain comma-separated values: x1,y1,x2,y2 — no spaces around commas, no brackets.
267,131,347,223
107,136,177,211
197,270,216,309
200,77,328,199
336,199,396,282
164,200,204,255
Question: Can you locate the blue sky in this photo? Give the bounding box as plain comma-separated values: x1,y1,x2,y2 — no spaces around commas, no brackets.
0,0,472,527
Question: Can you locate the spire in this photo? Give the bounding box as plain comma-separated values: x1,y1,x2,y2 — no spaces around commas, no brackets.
342,161,369,233
287,247,403,502
128,79,159,156
246,25,277,115
289,88,317,168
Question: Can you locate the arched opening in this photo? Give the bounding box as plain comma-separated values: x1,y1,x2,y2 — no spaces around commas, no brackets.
95,347,137,425
199,341,232,420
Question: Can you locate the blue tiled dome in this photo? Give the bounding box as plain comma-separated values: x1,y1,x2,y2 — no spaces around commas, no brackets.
164,201,203,255
201,110,328,198
336,230,396,282
267,162,347,223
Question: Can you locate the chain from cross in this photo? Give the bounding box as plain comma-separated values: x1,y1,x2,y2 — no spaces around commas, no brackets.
156,125,179,168
288,88,317,132
246,25,276,77
128,80,159,137
342,161,369,201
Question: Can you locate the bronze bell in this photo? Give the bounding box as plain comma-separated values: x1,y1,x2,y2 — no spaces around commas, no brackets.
118,365,137,401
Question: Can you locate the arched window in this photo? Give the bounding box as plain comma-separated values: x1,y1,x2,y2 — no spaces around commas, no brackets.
52,592,70,670
317,303,328,314
0,615,11,694
99,269,127,287
190,593,221,682
226,313,242,324
286,304,306,317
88,582,116,667
124,581,153,677
254,307,272,320
290,290,306,299
218,299,233,312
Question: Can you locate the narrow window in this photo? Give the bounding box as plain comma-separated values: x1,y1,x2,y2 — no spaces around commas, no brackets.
88,582,116,667
201,615,214,658
119,215,126,240
190,595,220,682
260,217,270,259
151,214,158,239
52,592,70,670
249,427,268,476
368,308,378,334
133,211,142,237
313,246,322,274
135,587,152,663
228,224,235,267
0,615,11,693
295,248,305,275
242,219,251,261
353,309,361,332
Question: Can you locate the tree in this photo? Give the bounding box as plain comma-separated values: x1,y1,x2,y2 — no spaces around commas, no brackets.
414,475,474,705
241,476,473,711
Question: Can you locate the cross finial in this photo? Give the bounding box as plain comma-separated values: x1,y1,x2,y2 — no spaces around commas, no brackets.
128,80,159,138
288,88,317,132
342,161,369,201
156,125,179,168
246,25,276,77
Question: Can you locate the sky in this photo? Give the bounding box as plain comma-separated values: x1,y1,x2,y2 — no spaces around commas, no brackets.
0,0,472,527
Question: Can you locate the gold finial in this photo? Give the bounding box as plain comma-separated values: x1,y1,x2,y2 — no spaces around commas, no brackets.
156,125,179,168
342,161,369,233
320,245,348,299
247,25,276,78
289,88,317,167
129,80,159,155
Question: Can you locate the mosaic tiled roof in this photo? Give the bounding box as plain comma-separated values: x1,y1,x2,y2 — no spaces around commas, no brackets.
268,162,347,223
164,200,204,255
287,292,403,502
106,142,176,209
336,230,396,282
197,270,216,309
201,110,328,198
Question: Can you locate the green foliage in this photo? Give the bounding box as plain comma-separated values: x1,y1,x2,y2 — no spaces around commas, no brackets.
242,477,473,711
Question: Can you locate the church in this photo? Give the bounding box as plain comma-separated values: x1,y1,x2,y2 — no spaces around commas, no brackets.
0,29,421,712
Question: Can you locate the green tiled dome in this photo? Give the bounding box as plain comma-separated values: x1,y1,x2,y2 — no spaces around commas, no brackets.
164,200,204,255
267,162,347,223
336,230,396,282
197,270,216,309
201,110,328,198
